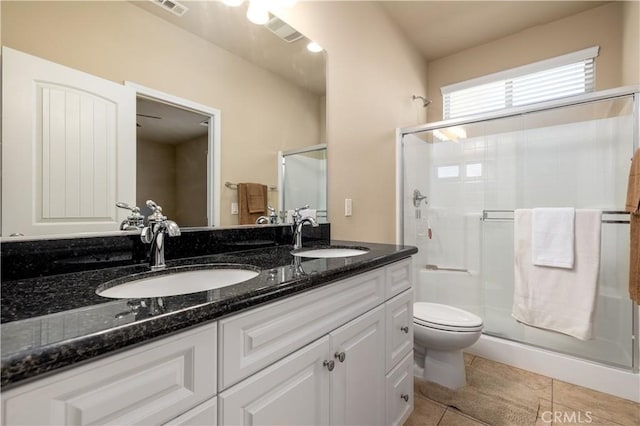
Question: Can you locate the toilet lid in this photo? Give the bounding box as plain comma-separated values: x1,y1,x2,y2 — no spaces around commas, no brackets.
413,302,483,330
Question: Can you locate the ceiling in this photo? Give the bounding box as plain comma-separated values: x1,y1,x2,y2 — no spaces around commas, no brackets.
132,0,326,96
132,0,609,144
133,1,609,98
380,1,608,61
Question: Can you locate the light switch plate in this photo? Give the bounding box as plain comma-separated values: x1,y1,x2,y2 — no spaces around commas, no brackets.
345,198,352,216
231,202,239,215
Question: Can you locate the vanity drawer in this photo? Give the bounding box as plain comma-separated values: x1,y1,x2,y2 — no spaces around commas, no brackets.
218,268,386,389
385,258,412,299
386,351,414,426
2,323,217,426
385,288,413,373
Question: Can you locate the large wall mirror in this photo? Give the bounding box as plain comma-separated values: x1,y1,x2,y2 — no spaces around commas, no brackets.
0,0,326,238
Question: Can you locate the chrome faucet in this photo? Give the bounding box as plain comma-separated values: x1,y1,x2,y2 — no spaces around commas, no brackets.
140,200,181,270
268,206,279,224
292,205,319,250
256,206,279,225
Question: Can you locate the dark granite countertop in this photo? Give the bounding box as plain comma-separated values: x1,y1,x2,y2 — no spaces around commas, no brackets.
1,239,417,389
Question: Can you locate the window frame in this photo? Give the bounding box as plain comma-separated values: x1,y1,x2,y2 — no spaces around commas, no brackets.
441,46,599,120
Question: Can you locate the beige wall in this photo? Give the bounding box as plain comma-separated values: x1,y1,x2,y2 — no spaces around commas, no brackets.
426,2,635,122
277,2,429,243
622,1,640,86
1,1,321,227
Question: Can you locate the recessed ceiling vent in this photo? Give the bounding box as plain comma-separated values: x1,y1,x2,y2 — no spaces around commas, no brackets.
264,16,304,43
150,0,188,17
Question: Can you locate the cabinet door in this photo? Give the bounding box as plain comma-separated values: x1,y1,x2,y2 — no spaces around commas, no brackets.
330,305,386,426
385,289,414,373
219,336,331,426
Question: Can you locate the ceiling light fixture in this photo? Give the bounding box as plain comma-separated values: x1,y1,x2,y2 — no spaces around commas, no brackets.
246,0,270,24
306,41,323,53
224,0,296,26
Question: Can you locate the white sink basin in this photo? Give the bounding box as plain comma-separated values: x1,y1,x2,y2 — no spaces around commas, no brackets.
292,247,369,258
97,266,260,299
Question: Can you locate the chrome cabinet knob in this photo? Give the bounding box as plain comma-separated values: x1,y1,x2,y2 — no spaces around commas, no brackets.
335,351,346,363
400,326,409,334
401,393,409,402
323,360,335,371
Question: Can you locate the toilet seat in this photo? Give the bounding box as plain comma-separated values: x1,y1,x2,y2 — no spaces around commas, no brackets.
413,302,483,332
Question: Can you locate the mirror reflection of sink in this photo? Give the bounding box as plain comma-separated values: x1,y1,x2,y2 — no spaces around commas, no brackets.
96,264,260,299
291,247,369,259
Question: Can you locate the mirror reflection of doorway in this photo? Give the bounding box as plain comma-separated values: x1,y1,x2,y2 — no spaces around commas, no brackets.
136,97,210,227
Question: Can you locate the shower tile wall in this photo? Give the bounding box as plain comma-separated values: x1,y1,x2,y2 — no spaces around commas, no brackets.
404,95,636,369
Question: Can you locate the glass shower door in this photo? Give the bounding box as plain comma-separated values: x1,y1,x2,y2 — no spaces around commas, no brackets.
480,95,636,369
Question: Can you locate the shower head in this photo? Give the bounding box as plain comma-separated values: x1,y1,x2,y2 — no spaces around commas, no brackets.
412,95,432,108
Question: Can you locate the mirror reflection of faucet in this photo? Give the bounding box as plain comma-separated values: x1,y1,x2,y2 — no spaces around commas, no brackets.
256,205,280,224
290,256,307,277
116,201,145,231
114,297,166,320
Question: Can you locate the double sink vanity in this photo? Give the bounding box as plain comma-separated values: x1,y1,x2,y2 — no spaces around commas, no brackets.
1,224,417,425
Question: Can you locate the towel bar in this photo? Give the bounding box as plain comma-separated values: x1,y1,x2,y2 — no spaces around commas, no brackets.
225,181,277,191
481,209,630,224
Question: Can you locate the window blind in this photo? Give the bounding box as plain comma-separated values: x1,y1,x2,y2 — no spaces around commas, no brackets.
442,46,598,120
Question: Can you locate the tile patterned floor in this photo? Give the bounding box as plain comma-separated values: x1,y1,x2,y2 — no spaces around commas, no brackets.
404,354,640,426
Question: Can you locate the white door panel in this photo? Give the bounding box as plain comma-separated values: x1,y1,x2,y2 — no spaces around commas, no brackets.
2,47,135,236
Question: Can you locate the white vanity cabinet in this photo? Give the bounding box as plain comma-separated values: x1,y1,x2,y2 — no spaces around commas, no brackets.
1,324,218,426
1,257,414,426
218,257,414,426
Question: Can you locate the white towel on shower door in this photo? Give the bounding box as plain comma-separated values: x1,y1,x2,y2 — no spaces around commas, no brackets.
512,209,601,340
532,207,575,268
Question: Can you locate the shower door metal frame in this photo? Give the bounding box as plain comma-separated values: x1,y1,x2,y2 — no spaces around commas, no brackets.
397,85,640,373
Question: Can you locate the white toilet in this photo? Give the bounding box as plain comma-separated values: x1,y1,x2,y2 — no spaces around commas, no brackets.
413,302,483,390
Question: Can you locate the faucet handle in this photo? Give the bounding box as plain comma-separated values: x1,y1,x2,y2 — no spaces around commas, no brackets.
145,199,167,222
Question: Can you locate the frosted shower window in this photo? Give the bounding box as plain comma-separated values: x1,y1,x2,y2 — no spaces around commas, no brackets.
442,46,598,120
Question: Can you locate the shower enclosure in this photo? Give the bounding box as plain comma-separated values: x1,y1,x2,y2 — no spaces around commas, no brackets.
398,87,639,374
